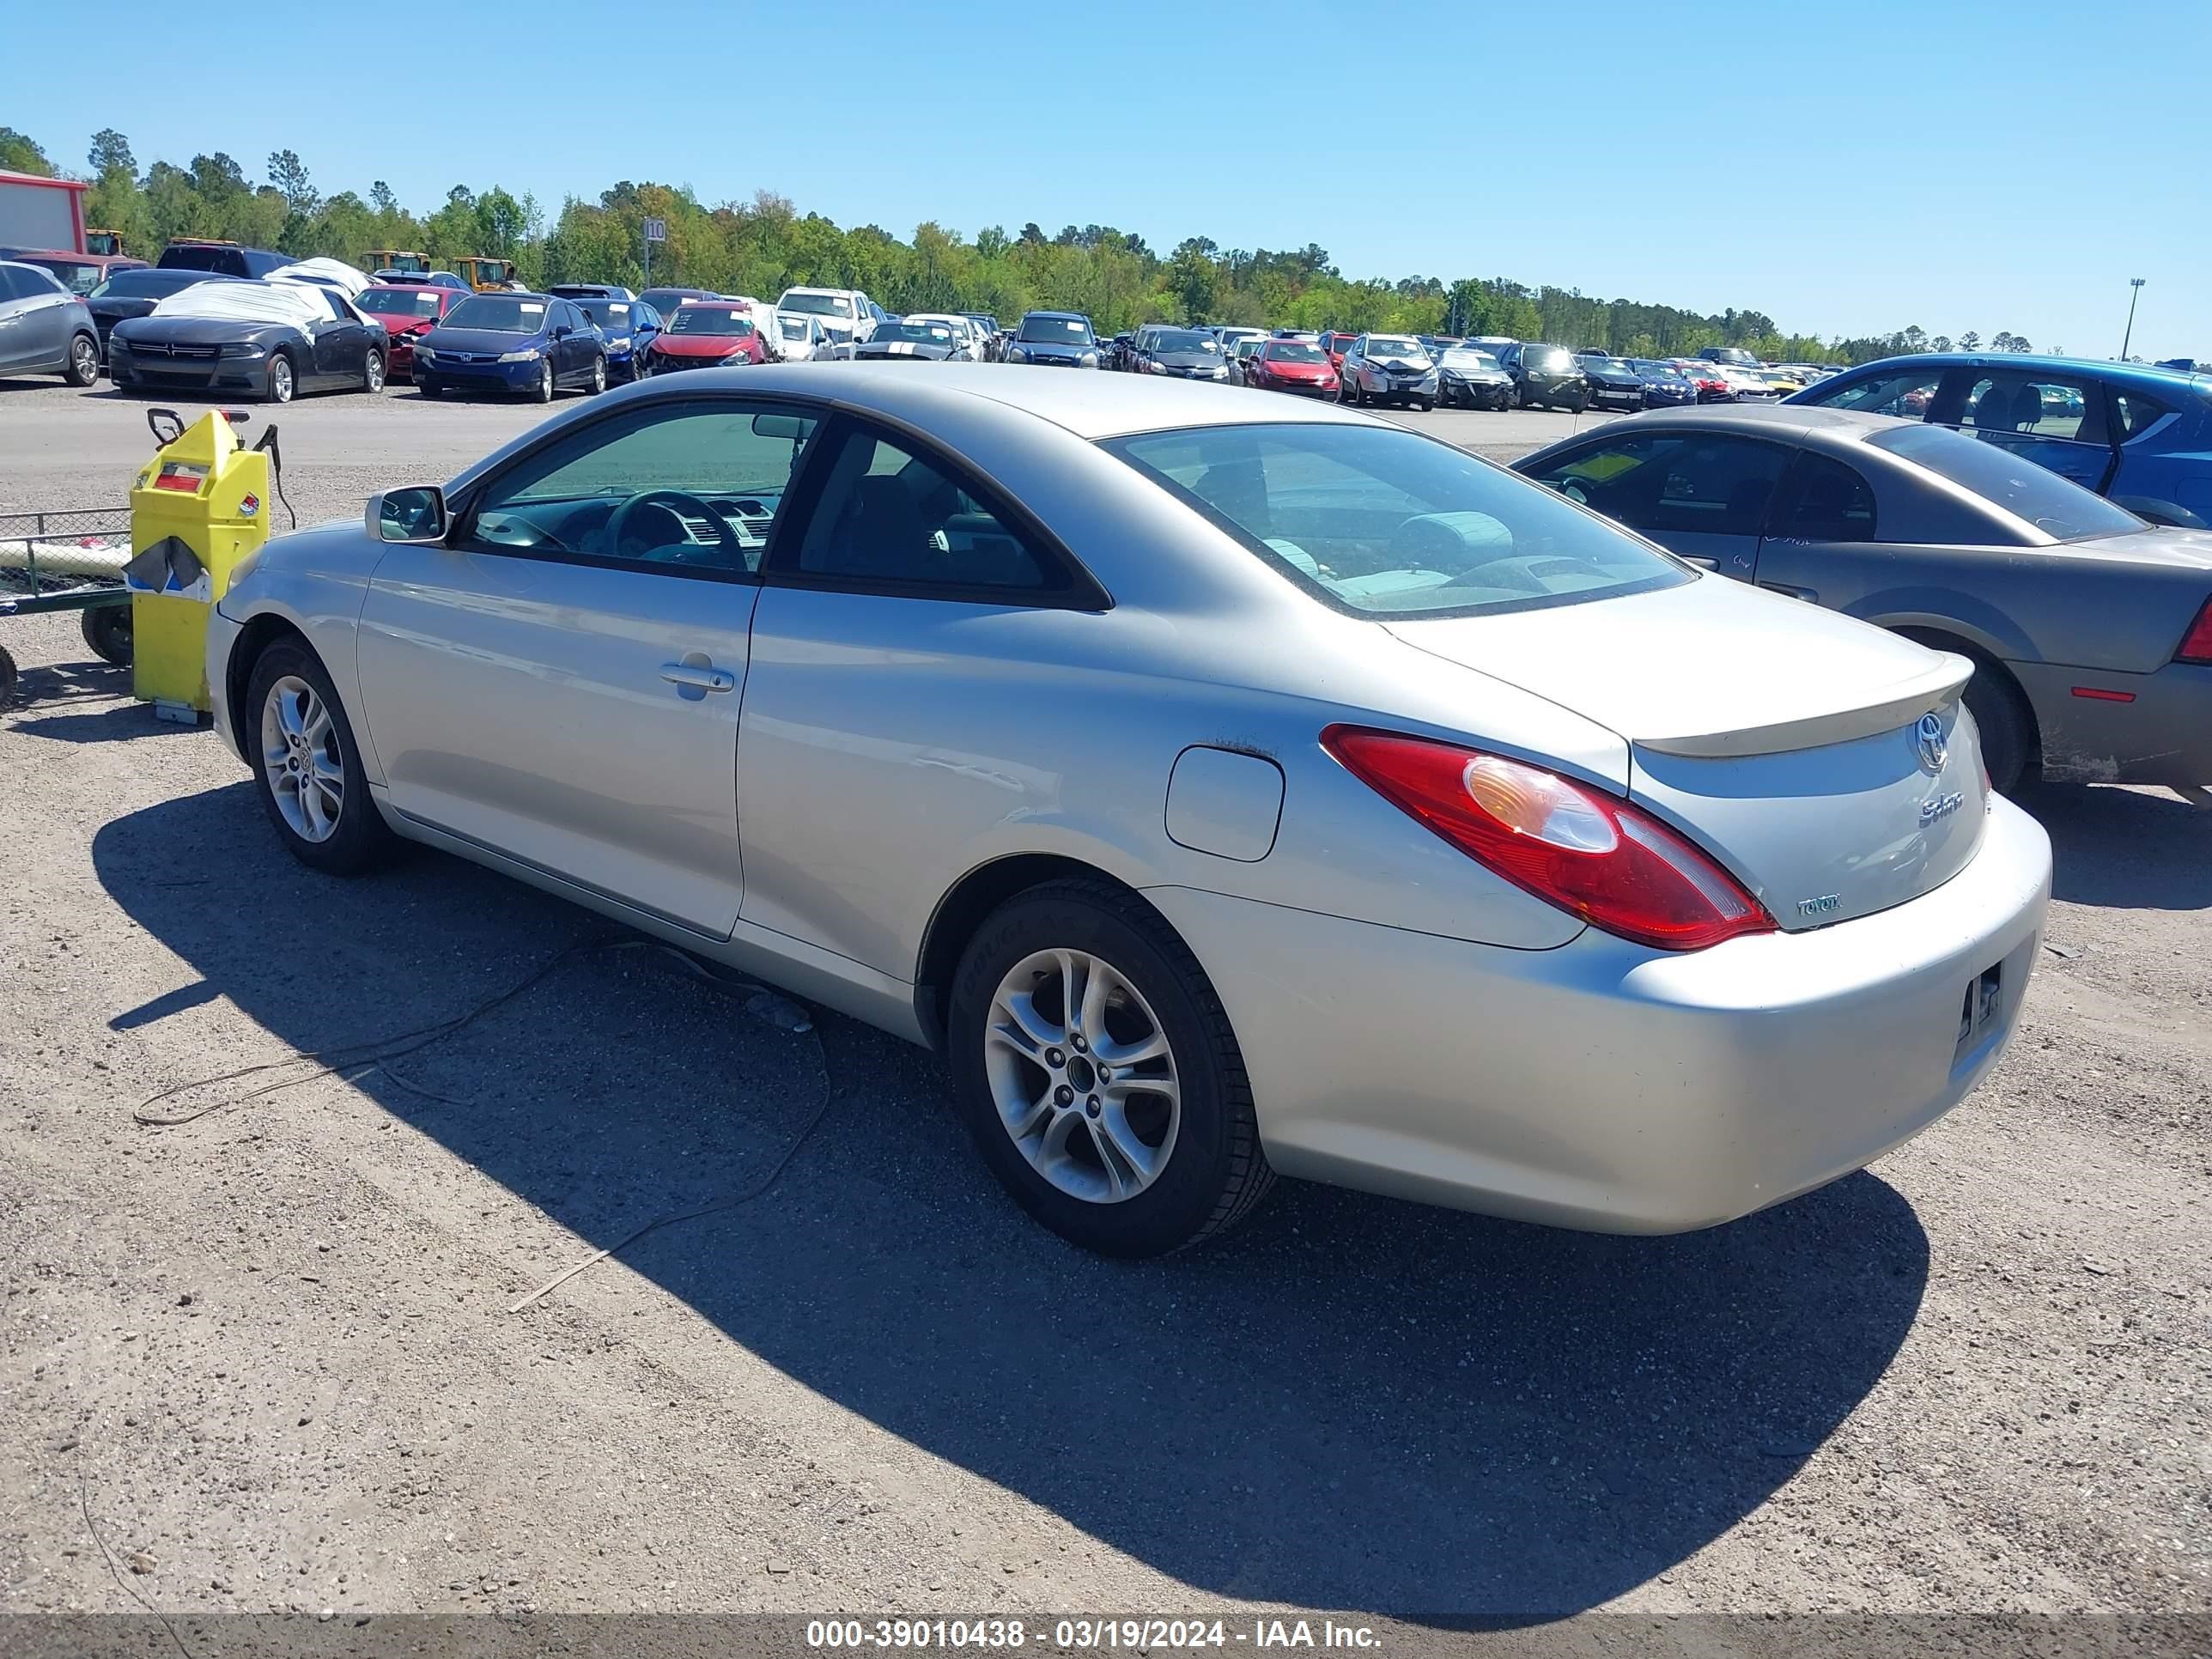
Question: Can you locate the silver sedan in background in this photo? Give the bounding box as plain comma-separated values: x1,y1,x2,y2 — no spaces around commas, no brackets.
206,368,2051,1257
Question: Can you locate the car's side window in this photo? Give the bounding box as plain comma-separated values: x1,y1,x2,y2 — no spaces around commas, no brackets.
1956,373,2105,445
1814,368,1942,420
461,399,823,578
2111,387,2172,441
789,425,1057,596
1528,434,1788,539
1772,453,1877,542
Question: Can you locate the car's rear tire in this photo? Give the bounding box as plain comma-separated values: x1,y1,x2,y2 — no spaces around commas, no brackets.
81,604,131,667
947,878,1273,1257
265,352,295,404
1962,663,2035,794
63,332,99,387
244,640,395,876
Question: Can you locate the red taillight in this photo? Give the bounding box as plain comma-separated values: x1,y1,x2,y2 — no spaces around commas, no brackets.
2176,598,2212,665
1322,726,1776,951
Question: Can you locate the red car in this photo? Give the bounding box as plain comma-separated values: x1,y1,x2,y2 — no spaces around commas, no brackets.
1241,338,1340,398
1317,330,1360,370
1667,359,1735,404
647,301,769,372
357,283,471,380
10,249,148,296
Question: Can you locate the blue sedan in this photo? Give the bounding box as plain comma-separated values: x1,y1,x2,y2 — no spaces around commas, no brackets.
1785,353,2212,528
576,296,661,382
413,292,609,403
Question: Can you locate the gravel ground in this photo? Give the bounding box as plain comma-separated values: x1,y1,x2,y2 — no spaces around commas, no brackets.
0,380,2206,1641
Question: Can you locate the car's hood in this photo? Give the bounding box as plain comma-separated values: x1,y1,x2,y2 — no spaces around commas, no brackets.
422,326,545,354
857,340,956,359
1587,367,1638,385
363,310,437,332
1258,358,1334,377
1016,339,1090,357
1366,356,1434,374
88,298,161,322
656,333,753,356
112,315,280,344
1441,362,1508,380
1520,362,1582,379
1387,574,1990,930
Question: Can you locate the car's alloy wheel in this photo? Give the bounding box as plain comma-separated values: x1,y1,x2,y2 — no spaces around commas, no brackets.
267,355,295,404
259,674,346,844
245,642,393,875
363,349,385,394
65,334,99,387
949,879,1273,1256
983,946,1181,1205
588,355,606,395
534,359,555,402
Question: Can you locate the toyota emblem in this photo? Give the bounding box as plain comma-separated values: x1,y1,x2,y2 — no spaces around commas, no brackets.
1915,712,1948,774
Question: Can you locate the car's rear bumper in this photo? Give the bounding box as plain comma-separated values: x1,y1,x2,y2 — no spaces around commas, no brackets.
1146,796,2051,1234
2014,659,2212,786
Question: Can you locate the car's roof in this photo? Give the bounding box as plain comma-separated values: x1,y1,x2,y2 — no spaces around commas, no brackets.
1578,404,1898,442
1025,309,1089,320
1836,351,2210,393
655,362,1373,441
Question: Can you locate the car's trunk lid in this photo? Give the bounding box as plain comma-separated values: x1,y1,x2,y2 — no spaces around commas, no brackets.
1388,576,1990,931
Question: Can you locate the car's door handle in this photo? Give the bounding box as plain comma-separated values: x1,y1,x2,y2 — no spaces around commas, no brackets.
659,662,737,694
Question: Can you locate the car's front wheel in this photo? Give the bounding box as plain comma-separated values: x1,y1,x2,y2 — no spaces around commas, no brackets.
362,349,386,395
245,641,394,875
64,332,99,387
949,879,1273,1256
586,354,607,395
532,358,555,403
265,352,295,404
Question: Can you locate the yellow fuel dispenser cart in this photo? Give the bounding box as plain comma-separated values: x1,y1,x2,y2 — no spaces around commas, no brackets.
125,409,273,722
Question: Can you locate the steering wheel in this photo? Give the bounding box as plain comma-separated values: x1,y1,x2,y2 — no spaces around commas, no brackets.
604,489,743,567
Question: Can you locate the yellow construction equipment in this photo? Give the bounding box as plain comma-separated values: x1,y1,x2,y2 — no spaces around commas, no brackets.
453,255,517,290
125,409,272,721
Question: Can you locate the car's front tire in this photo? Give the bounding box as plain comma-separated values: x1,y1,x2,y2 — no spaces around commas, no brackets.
948,879,1273,1257
531,358,555,402
265,352,296,404
244,640,394,876
64,332,99,387
586,354,607,395
362,348,386,395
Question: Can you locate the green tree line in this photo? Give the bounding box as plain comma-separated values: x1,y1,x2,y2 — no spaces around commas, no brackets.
2,126,2047,364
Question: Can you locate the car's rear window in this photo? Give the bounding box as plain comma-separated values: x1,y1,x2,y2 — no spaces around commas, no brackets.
1867,423,2144,541
1104,423,1692,619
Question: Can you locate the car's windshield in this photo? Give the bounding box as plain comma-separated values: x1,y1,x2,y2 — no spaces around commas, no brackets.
443,296,548,332
1442,348,1502,370
876,321,954,343
1018,316,1092,343
1156,330,1217,353
1262,343,1326,363
580,301,631,329
1705,349,1758,366
25,258,103,295
360,288,444,318
1365,337,1428,359
1636,362,1686,380
781,292,854,318
668,307,757,337
1868,424,2145,542
1524,345,1575,369
1106,422,1692,619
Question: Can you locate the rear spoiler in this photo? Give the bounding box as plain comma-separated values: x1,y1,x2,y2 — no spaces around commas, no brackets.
1636,653,1973,759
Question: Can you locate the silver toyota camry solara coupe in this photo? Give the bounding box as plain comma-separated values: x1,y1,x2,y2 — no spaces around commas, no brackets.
207,365,2053,1257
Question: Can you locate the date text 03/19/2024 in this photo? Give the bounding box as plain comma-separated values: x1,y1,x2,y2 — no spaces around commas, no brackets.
803,1619,1383,1650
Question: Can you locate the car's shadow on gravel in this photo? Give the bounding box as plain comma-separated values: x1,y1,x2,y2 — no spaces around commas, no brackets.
95,782,1929,1626
2029,783,2212,911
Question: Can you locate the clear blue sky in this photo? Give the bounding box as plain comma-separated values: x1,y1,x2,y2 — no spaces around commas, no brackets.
12,0,2208,358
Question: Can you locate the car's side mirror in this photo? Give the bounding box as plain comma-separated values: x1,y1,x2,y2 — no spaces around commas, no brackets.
552,324,571,338
370,485,448,544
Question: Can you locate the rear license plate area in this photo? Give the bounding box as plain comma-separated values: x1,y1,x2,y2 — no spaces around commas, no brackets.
1954,959,2005,1060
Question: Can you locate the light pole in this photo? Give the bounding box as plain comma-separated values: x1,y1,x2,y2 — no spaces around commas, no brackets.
2121,277,2146,359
